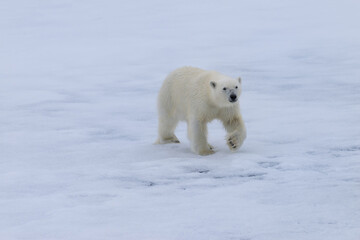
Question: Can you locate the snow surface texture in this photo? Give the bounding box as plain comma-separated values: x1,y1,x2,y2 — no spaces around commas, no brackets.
1,0,360,239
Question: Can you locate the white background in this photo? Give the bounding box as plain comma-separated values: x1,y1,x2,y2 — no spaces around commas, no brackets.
1,0,360,239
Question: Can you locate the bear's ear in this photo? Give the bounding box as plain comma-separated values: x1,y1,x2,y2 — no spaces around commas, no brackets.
210,81,216,88
238,77,242,84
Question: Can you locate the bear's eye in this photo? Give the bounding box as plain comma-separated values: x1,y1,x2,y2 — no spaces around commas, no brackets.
235,86,238,89
223,87,227,91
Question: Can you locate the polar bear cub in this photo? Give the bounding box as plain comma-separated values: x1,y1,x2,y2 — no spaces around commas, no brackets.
156,66,246,155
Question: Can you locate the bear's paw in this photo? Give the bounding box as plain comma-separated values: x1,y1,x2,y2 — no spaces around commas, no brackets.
226,131,245,151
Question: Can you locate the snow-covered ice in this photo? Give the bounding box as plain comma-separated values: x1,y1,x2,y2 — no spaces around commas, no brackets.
1,0,360,239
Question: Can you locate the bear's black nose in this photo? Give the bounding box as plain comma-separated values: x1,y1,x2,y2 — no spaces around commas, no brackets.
230,94,237,101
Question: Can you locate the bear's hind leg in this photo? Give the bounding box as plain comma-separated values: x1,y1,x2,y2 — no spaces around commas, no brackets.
156,115,180,144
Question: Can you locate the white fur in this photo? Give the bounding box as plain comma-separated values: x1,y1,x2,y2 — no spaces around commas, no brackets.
156,66,246,155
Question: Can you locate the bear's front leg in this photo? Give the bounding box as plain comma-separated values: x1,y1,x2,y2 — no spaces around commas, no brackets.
227,130,246,151
188,119,215,156
222,115,246,151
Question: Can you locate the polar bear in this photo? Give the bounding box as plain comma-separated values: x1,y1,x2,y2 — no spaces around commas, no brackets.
156,66,246,155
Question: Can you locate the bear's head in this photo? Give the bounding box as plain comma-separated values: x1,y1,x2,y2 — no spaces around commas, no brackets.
210,77,242,107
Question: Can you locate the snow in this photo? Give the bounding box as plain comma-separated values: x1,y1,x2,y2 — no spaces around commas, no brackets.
1,0,360,239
